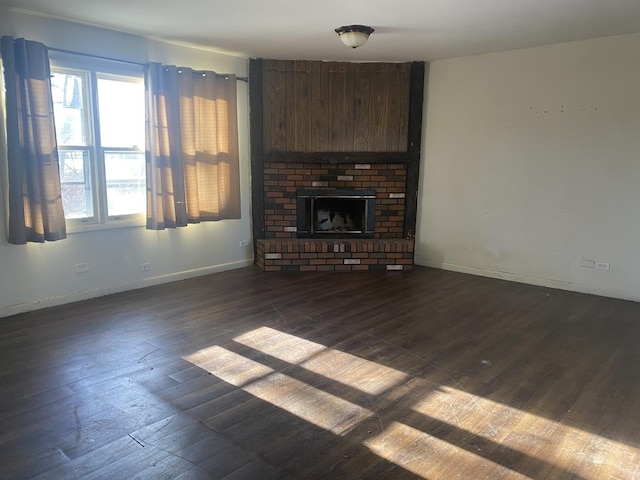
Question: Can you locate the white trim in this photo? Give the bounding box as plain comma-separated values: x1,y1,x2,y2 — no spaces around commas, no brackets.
414,255,640,303
0,259,254,318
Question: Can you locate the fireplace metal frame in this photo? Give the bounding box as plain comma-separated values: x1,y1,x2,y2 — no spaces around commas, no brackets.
296,189,376,238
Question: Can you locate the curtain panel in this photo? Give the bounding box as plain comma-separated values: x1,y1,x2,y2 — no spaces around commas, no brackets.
1,36,66,244
146,63,241,230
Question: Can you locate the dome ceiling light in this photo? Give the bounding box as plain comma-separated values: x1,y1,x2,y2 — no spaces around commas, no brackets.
335,25,374,49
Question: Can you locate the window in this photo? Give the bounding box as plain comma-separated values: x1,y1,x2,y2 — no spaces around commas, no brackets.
50,57,146,229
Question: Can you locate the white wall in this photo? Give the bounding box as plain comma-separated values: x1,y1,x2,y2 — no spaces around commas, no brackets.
416,33,640,301
0,9,253,317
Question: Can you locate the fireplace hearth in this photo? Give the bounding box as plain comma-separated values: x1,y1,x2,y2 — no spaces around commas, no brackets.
296,189,376,238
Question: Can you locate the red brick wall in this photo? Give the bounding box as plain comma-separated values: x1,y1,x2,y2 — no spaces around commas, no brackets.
263,162,407,238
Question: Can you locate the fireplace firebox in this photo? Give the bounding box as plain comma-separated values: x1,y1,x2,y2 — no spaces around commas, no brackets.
296,189,376,238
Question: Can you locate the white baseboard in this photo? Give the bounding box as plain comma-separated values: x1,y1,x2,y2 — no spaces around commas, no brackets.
1,259,254,318
414,255,640,303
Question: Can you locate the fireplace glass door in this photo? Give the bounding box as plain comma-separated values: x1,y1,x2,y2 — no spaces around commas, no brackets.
296,189,375,238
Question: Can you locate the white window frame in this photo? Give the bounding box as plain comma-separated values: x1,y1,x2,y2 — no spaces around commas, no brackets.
50,54,146,232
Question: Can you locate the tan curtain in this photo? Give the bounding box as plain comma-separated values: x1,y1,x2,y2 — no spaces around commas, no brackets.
1,36,66,244
146,63,240,230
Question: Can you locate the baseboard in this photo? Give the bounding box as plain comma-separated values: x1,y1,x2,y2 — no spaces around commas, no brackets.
414,255,640,303
1,259,254,318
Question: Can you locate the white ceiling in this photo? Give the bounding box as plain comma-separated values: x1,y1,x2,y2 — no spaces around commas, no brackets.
3,0,640,61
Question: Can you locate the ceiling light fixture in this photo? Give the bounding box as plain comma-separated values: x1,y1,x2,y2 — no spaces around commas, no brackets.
335,25,374,49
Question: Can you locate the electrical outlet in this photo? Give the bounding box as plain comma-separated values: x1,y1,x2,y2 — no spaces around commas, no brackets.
595,262,610,271
74,263,89,273
139,263,151,272
239,239,249,247
580,258,595,268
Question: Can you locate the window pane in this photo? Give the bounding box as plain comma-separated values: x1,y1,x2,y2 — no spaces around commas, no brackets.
51,72,88,146
58,150,93,219
97,77,145,148
105,151,145,216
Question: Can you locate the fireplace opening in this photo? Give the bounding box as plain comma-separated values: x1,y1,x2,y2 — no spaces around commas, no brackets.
296,189,375,238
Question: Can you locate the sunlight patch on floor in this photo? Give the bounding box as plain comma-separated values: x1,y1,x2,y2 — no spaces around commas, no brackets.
185,345,274,386
364,421,531,479
184,345,372,435
234,326,407,395
411,386,640,480
185,329,639,479
234,326,326,364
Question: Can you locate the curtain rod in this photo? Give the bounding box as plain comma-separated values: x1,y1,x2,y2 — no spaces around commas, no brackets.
46,46,249,83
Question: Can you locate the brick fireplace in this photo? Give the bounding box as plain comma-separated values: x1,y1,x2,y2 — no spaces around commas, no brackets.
255,159,414,271
249,59,425,272
264,161,406,238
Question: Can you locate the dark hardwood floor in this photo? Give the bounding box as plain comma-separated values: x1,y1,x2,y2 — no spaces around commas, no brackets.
0,266,638,479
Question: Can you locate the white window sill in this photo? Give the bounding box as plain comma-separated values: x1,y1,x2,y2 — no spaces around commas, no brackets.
66,217,145,234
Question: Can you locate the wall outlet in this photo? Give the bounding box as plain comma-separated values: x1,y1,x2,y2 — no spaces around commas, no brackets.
139,263,151,272
74,262,89,273
239,239,249,247
595,262,610,271
580,258,595,268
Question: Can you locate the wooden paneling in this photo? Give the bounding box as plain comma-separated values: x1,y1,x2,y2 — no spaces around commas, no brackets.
344,63,356,151
264,151,409,164
387,63,410,151
308,61,322,151
318,61,330,151
265,60,286,151
368,63,389,151
249,59,265,251
404,62,427,238
353,63,372,151
293,61,311,151
328,63,347,150
261,58,272,152
262,60,411,153
284,60,296,151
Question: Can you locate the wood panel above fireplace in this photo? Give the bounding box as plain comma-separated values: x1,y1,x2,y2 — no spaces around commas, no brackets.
262,61,411,153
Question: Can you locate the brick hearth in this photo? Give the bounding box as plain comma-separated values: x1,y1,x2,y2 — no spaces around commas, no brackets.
256,238,414,272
